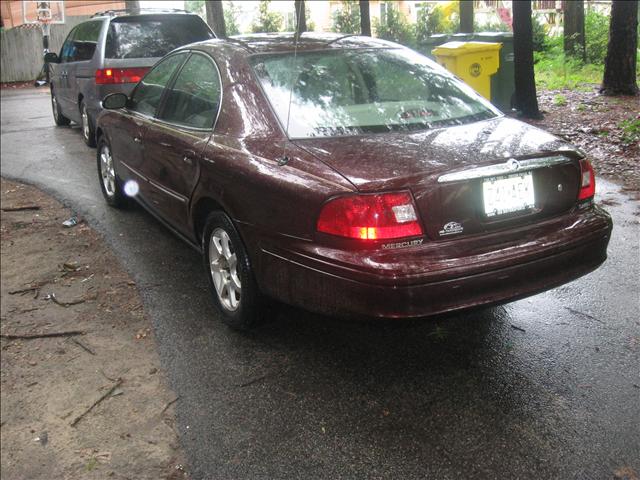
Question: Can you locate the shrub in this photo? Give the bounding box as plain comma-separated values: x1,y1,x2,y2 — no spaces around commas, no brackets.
224,1,241,35
415,4,457,43
251,0,283,33
532,14,548,52
331,0,360,34
584,9,609,64
374,5,416,46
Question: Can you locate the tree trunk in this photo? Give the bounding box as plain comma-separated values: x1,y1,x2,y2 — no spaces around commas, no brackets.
601,0,639,95
294,0,307,37
563,0,585,60
459,0,474,33
512,0,541,119
205,1,226,38
125,0,139,13
360,1,371,36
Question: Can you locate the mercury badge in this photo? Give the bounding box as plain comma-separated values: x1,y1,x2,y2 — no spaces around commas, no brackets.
439,221,464,236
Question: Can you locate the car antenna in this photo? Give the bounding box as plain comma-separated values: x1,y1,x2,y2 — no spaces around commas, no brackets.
278,4,304,167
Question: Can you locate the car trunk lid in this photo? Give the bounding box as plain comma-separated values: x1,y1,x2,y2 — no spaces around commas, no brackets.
295,117,583,240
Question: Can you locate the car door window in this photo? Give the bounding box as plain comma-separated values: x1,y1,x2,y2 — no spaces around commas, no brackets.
60,27,78,63
71,21,103,62
129,53,187,117
159,53,221,129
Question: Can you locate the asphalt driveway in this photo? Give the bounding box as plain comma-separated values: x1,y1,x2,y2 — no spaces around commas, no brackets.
1,87,639,479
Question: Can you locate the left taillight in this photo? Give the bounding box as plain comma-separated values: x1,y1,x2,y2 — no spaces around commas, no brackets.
578,159,596,201
317,191,423,240
95,67,150,85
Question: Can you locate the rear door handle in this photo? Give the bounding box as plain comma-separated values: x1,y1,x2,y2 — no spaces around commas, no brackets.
183,149,196,165
133,137,142,143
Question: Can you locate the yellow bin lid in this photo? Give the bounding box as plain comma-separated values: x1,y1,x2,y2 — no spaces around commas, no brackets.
432,41,502,57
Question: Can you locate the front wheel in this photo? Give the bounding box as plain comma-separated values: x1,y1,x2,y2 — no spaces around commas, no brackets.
203,212,262,330
97,136,128,208
81,100,96,147
51,90,70,126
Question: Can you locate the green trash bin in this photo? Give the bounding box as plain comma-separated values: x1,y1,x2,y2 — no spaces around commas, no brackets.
417,34,453,59
470,32,514,111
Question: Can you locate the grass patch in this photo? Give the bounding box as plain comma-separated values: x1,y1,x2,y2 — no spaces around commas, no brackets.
619,118,640,144
553,94,568,106
535,48,603,90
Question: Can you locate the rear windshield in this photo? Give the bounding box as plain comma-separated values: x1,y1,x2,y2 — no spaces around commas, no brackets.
251,48,500,138
105,15,213,59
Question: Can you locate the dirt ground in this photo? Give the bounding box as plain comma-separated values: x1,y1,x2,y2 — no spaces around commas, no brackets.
525,88,640,197
0,179,188,479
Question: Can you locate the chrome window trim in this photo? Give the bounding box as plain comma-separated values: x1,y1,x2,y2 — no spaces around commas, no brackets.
154,50,223,133
437,155,572,183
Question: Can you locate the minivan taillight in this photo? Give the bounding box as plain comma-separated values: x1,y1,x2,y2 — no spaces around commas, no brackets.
578,159,596,201
95,67,150,85
317,192,423,240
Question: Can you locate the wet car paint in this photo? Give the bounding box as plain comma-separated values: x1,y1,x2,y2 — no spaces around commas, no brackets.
97,34,611,319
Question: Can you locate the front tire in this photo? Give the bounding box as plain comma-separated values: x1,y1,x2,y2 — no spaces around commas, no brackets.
203,212,262,330
81,100,96,147
97,136,128,208
51,90,70,126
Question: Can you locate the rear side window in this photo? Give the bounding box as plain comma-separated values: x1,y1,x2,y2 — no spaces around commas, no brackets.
105,15,213,59
61,21,102,62
129,53,187,117
159,54,221,129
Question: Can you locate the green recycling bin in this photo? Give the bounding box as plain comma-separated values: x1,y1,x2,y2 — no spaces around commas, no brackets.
471,32,514,111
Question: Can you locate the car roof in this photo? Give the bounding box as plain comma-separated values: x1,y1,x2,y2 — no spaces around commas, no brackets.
217,32,398,55
90,9,198,20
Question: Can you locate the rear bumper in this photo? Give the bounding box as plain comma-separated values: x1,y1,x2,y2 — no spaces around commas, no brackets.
254,206,612,319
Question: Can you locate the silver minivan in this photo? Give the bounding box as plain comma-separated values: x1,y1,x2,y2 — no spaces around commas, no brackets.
46,10,214,146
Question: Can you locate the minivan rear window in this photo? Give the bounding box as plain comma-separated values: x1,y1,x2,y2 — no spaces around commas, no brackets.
105,15,213,59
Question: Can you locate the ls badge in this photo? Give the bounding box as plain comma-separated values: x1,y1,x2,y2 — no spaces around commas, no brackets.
439,221,464,237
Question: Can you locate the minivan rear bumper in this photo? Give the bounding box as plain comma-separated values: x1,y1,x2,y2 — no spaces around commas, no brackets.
255,205,612,319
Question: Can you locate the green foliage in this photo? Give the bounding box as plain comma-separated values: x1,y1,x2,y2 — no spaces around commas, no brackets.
532,14,547,52
584,9,609,64
534,42,604,90
331,0,360,34
224,1,241,35
473,19,511,33
619,118,640,145
553,94,567,106
374,5,416,46
251,0,283,33
185,0,204,16
415,3,457,43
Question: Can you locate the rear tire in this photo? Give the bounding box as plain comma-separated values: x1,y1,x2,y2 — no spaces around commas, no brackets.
51,90,70,126
97,136,128,208
202,212,262,330
81,100,96,147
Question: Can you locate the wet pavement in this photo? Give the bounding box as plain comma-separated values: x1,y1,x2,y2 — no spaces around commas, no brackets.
2,88,639,479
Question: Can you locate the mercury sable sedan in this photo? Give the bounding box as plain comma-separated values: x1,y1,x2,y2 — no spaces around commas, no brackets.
95,33,612,329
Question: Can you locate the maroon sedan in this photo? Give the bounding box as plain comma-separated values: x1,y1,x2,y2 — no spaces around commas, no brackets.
95,33,612,329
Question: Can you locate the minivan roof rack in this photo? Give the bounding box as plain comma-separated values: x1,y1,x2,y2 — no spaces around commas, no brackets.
92,8,191,18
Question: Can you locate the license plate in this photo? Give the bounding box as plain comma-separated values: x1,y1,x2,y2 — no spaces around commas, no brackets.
483,172,535,217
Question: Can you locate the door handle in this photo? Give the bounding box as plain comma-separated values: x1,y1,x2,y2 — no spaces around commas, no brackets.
133,137,141,143
183,149,196,165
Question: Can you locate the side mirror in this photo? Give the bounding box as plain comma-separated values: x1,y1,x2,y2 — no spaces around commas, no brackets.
102,92,128,110
44,52,59,63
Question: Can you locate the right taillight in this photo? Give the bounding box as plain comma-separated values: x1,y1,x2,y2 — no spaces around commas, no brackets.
578,159,596,201
317,191,423,241
95,67,150,85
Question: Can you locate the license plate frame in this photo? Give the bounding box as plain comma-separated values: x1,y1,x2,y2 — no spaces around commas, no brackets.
482,171,535,217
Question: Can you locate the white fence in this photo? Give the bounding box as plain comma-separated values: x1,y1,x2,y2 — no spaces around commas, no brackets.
0,16,89,83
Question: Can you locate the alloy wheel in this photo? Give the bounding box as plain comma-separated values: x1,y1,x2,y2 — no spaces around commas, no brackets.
99,144,116,197
81,104,90,141
52,95,59,122
209,228,241,311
